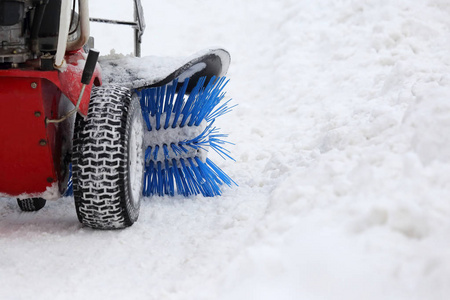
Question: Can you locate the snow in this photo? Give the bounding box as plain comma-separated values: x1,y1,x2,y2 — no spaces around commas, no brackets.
2,0,450,299
0,182,61,201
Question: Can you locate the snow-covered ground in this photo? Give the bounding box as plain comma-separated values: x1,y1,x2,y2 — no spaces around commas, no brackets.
2,0,450,299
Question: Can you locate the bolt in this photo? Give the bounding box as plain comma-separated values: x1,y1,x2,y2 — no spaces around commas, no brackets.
39,139,47,146
31,82,37,89
34,111,41,117
47,177,54,183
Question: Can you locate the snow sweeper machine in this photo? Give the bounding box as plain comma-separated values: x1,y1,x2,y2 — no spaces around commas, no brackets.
0,0,235,229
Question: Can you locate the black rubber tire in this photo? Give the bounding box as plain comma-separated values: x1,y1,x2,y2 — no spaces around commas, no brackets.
17,198,46,212
72,86,144,229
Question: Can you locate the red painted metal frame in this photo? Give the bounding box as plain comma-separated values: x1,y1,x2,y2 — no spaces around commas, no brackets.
0,50,102,198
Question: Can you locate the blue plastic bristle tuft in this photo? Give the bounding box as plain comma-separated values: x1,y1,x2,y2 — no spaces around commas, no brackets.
138,76,236,197
63,164,73,197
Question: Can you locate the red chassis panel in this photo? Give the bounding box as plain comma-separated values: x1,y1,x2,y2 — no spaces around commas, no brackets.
0,50,101,197
0,77,59,196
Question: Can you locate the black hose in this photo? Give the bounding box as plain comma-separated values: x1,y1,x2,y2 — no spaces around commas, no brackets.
69,0,79,36
30,0,50,55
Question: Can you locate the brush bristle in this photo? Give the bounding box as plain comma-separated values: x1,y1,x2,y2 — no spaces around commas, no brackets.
138,76,236,197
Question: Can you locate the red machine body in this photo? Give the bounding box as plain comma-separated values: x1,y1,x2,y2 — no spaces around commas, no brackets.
0,49,101,198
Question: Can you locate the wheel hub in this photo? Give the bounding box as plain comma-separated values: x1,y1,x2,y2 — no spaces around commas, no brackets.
128,114,144,206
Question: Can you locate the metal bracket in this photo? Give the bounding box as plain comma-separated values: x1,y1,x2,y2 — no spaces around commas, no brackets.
89,0,146,57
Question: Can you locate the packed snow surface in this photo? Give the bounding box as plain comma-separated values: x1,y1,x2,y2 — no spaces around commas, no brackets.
2,0,450,299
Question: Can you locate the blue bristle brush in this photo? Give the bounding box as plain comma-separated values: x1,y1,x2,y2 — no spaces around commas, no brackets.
138,76,236,197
